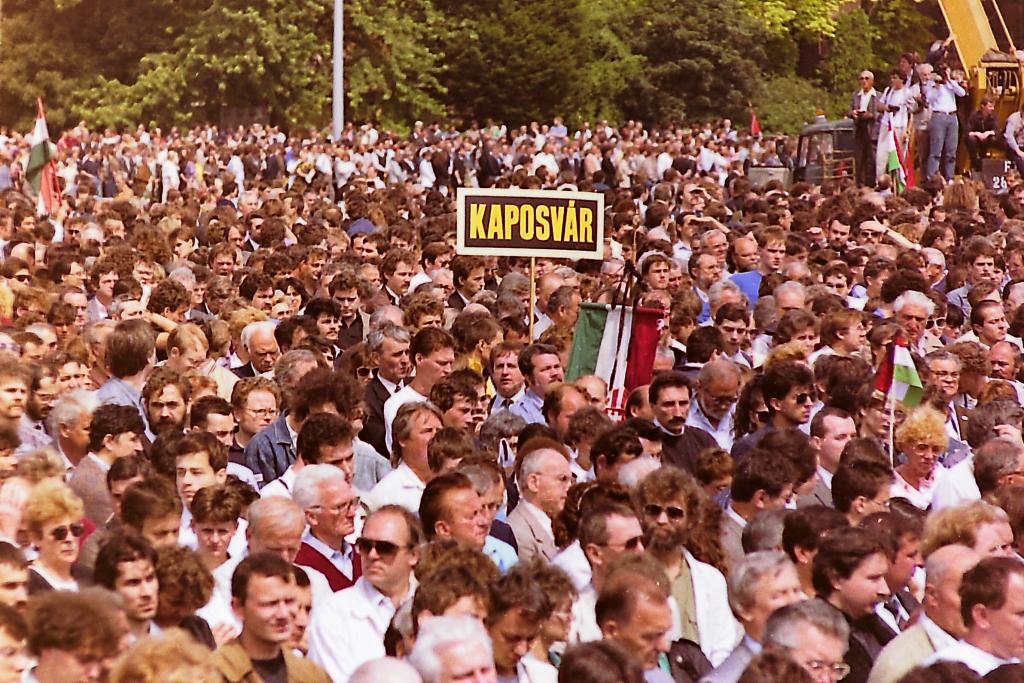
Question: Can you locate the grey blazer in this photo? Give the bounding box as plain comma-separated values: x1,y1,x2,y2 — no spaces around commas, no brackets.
507,502,556,562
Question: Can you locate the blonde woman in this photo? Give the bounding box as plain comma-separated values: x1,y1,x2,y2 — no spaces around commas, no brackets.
24,479,91,593
891,407,948,509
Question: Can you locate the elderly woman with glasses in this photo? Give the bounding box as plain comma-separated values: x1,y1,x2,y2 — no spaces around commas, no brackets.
24,479,91,593
891,407,948,510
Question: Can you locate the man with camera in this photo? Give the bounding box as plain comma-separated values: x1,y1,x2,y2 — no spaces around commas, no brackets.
924,63,967,180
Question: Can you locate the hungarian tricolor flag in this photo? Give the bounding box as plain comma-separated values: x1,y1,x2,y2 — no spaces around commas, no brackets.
874,336,923,407
25,99,60,217
566,303,663,419
750,110,762,137
882,120,914,194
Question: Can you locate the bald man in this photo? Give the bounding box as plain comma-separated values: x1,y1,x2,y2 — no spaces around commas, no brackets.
867,544,981,683
203,497,333,634
687,360,742,450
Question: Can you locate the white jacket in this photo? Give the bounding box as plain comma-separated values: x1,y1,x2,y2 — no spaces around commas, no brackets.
685,549,743,667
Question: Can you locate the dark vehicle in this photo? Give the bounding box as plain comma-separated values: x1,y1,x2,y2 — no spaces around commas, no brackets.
793,118,856,185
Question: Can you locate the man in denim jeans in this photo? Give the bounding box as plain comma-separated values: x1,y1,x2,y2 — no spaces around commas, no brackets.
924,66,966,180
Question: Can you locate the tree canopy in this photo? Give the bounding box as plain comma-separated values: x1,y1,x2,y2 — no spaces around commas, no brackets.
0,0,942,133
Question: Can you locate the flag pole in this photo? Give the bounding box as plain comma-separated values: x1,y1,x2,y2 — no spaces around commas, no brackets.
888,397,896,467
529,257,536,341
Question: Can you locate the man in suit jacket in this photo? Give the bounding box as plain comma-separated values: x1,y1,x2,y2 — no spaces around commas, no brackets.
69,404,145,526
360,326,412,458
720,453,798,568
244,412,298,488
867,544,980,683
701,551,805,683
507,448,570,562
448,255,486,313
798,408,857,509
850,70,879,187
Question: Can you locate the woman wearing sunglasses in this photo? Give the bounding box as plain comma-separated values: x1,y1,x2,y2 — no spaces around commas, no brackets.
23,479,91,594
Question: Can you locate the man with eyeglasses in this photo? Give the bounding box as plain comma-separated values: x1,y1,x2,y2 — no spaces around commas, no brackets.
763,599,851,683
293,465,361,592
687,360,741,451
812,527,893,683
924,350,969,448
568,503,645,643
309,505,420,682
635,466,740,666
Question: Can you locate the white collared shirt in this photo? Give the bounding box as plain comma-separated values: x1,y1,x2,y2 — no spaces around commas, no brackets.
725,504,748,529
302,530,354,580
260,466,297,499
552,540,592,591
817,465,834,490
378,374,400,396
383,385,428,454
926,639,1019,675
363,462,426,513
686,400,735,450
919,613,957,652
491,387,525,415
308,576,411,682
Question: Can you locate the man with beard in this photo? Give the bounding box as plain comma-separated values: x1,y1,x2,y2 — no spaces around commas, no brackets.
141,366,190,442
634,466,741,667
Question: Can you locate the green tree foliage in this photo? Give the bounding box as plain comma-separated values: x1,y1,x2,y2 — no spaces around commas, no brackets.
755,75,845,135
735,0,846,38
622,0,769,122
817,9,877,94
0,0,944,134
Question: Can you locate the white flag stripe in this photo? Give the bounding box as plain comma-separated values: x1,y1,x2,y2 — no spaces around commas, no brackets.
594,308,633,392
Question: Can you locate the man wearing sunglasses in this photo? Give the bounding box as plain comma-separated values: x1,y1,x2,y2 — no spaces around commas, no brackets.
634,466,740,667
569,503,644,643
849,70,878,188
309,505,420,682
731,361,815,463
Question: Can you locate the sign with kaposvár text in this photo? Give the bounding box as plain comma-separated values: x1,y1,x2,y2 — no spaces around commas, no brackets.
456,188,605,259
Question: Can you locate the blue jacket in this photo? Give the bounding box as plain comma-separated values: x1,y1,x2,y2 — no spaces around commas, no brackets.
244,413,295,488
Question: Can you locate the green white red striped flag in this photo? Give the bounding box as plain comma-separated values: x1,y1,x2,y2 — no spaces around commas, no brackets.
24,98,60,217
874,336,923,407
566,303,663,419
883,120,914,195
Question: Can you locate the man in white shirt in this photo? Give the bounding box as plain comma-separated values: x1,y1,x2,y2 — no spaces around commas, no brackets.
383,327,455,454
868,545,981,683
205,497,331,635
570,504,645,643
293,465,360,592
686,360,740,451
364,402,442,513
926,556,1024,675
924,69,967,180
308,505,420,682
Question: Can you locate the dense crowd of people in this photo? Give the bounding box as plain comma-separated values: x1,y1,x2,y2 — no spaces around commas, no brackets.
0,76,1022,683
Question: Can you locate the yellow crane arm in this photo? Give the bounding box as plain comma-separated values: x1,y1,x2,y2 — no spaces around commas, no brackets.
937,0,999,68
